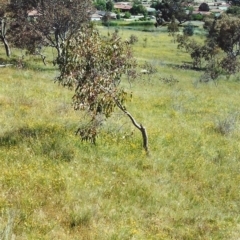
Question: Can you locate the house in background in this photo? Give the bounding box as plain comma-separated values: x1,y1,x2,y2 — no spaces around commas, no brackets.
91,11,117,21
91,13,102,21
114,2,133,12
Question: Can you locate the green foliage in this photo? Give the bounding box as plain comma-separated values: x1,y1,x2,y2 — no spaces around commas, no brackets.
176,14,240,80
94,0,106,10
206,14,240,56
106,0,114,12
203,14,240,77
191,13,204,21
124,11,131,19
226,6,240,15
183,23,194,36
130,3,147,16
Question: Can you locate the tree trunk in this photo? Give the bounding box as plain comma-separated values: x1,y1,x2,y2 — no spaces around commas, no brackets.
139,124,148,153
115,100,149,154
2,37,11,57
1,18,11,57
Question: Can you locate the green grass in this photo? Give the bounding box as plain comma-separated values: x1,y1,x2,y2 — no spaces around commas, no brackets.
1,28,240,239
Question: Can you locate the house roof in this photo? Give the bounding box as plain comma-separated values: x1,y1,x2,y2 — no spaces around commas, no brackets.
114,4,132,10
91,13,102,18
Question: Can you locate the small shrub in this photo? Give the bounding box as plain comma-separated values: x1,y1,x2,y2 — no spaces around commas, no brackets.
191,14,204,21
143,37,148,47
159,75,179,85
69,208,92,228
124,12,131,19
214,114,238,135
183,24,194,36
129,34,138,45
141,61,157,75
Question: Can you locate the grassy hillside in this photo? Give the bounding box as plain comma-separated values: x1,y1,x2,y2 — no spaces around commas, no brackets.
1,27,240,239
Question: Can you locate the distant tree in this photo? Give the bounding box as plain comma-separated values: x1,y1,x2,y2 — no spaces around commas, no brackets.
226,6,240,15
168,16,179,42
205,14,240,57
102,11,111,29
177,14,240,81
154,0,192,27
176,34,190,51
106,0,114,12
124,12,131,19
7,0,93,63
183,23,194,36
57,24,149,153
130,3,147,16
199,2,210,12
8,20,45,61
94,0,106,11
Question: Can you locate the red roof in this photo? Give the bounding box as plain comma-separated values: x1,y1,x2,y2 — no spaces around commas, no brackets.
114,4,132,10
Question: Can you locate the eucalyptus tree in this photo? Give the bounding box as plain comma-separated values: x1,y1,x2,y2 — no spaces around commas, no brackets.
57,24,149,153
176,14,240,82
204,14,240,74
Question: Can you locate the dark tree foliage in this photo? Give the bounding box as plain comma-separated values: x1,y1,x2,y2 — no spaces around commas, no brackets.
199,2,210,12
130,3,147,16
154,0,192,27
226,6,240,15
183,23,194,36
230,0,240,6
106,0,114,12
